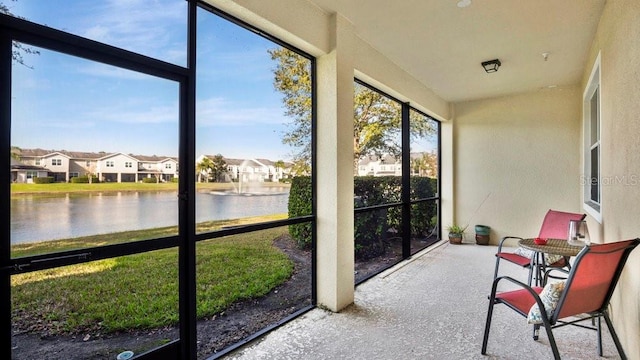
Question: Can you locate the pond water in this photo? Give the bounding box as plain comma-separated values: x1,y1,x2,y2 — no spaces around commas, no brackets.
10,189,289,244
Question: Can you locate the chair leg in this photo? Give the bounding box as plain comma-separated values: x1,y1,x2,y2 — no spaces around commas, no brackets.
537,264,544,286
533,324,540,340
602,310,628,360
596,315,603,357
493,257,501,281
541,323,561,360
537,254,545,286
481,297,496,355
537,254,547,286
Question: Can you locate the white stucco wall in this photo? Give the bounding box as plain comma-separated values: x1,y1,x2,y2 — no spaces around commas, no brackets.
582,0,640,357
453,88,582,243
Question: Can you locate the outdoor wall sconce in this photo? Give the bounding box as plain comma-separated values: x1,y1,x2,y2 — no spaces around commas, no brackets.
481,59,501,73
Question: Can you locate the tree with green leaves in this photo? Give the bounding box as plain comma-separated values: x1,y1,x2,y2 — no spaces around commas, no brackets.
411,151,438,178
269,48,313,170
196,157,214,183
269,47,437,172
420,151,438,178
273,159,285,181
1,1,40,68
210,154,227,182
196,154,228,183
10,146,21,160
274,160,285,172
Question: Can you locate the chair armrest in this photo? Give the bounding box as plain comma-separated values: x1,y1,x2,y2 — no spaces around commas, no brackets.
489,276,551,323
497,236,524,252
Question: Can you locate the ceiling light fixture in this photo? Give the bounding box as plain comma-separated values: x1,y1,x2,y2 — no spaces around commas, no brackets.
457,0,472,8
481,59,501,73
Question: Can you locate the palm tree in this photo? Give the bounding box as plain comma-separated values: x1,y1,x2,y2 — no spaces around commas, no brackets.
411,157,425,176
274,160,285,181
196,157,214,183
86,161,96,184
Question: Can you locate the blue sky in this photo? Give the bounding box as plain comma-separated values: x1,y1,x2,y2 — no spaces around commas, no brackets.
10,0,296,161
9,0,434,161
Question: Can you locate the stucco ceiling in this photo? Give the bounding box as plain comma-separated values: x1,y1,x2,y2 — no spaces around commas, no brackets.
307,0,606,102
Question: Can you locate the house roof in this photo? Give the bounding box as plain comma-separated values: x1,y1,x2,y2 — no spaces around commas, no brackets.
19,148,107,159
254,158,275,166
10,158,48,171
17,148,179,163
358,154,399,165
18,149,279,167
132,154,178,162
98,152,139,161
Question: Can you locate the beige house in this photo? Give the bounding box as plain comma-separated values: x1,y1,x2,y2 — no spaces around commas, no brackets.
357,152,436,177
136,155,180,183
17,149,179,183
10,158,48,183
18,149,283,184
96,153,140,183
197,155,289,183
357,154,401,177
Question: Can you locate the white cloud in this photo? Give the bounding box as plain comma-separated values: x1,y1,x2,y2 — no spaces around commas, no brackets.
77,62,154,80
77,0,187,64
83,25,110,41
85,103,179,125
196,97,286,127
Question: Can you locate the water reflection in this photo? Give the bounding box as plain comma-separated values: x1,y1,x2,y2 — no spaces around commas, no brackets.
11,190,289,244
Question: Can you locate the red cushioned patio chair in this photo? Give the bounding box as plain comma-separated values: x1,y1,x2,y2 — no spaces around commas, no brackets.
482,239,640,360
494,209,586,286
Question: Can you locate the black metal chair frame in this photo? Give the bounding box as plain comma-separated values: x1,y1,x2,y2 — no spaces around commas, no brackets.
482,239,639,360
493,212,586,286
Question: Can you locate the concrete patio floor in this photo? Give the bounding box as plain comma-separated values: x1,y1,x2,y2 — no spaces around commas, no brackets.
224,240,623,360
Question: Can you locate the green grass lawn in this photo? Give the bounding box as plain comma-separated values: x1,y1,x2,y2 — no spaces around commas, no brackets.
10,182,295,336
11,216,293,336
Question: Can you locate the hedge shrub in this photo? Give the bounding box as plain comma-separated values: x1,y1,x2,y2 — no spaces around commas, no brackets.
33,176,54,184
288,175,438,258
70,176,100,183
287,176,312,249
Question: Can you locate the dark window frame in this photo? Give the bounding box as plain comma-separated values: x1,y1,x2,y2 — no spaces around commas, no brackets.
1,2,317,358
353,79,441,284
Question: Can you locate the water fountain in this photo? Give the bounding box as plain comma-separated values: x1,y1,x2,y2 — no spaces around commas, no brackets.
209,160,288,197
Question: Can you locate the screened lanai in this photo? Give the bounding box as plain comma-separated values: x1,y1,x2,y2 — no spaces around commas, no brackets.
2,1,640,359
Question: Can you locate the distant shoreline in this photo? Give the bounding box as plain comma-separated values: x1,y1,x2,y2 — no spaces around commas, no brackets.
10,181,290,195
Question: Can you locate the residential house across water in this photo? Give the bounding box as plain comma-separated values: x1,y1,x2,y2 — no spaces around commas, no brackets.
14,148,179,183
12,148,291,184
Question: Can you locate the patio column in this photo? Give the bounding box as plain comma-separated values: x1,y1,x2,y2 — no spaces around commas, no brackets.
316,13,355,312
440,118,455,232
